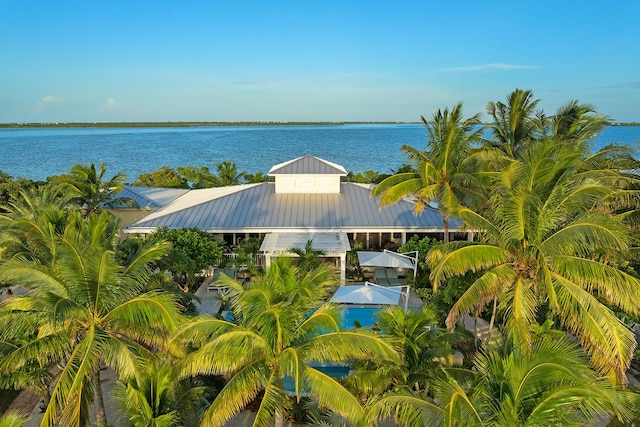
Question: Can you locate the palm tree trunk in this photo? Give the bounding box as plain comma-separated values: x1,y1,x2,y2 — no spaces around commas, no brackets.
94,369,108,426
488,296,497,339
473,316,478,349
443,214,450,243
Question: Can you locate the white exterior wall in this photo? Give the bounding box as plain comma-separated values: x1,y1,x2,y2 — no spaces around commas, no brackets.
274,175,341,194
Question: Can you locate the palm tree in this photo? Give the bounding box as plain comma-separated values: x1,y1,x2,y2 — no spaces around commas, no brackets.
171,259,398,427
365,334,635,426
548,100,610,143
0,186,70,265
289,239,325,273
115,355,207,427
344,306,458,398
372,102,484,242
427,138,640,383
0,211,184,427
58,162,133,216
215,160,245,186
176,165,220,189
485,88,541,158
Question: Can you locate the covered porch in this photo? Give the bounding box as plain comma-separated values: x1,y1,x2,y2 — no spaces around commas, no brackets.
259,231,351,283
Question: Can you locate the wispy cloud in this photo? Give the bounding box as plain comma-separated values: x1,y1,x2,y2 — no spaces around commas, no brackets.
32,95,56,112
443,63,542,71
596,81,640,89
106,98,118,110
229,80,262,85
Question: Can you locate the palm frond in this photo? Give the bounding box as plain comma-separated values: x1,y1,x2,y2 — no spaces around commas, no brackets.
43,325,101,427
551,272,636,383
300,331,398,365
549,255,640,315
199,360,269,427
303,366,366,425
428,244,512,291
252,370,287,427
446,264,517,329
364,390,444,427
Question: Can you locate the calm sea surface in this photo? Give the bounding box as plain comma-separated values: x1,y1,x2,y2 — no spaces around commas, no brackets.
1,124,639,182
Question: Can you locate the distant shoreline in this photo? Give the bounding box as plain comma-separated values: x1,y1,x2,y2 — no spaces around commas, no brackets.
0,121,638,129
0,121,419,129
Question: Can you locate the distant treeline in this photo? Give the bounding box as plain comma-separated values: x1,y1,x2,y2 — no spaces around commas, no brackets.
0,121,416,129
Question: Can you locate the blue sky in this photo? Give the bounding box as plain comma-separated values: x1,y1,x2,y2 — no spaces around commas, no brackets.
2,0,639,122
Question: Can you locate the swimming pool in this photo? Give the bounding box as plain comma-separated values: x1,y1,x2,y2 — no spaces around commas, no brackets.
338,305,383,329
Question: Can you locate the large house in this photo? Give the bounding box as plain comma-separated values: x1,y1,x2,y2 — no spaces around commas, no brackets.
116,155,464,282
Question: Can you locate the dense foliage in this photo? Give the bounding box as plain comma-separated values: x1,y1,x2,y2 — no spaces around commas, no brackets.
1,89,639,426
151,227,224,292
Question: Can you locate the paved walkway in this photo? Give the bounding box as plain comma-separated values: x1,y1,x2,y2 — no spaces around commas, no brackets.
461,314,501,346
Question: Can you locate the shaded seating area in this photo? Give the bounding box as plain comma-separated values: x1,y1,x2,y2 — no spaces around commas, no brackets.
373,267,401,286
357,249,418,281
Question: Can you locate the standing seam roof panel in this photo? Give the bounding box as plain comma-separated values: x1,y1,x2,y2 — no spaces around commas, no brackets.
126,182,462,231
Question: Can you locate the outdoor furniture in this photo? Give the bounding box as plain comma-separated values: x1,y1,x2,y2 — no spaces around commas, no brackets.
372,268,402,286
374,268,390,286
385,268,401,286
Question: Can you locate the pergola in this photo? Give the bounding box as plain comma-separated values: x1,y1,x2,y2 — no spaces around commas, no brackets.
259,232,352,283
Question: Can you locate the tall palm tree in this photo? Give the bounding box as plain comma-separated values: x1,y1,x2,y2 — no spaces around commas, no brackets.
427,138,640,383
0,211,184,427
365,335,634,426
372,103,484,242
485,88,541,158
58,162,133,216
548,100,610,143
171,259,398,427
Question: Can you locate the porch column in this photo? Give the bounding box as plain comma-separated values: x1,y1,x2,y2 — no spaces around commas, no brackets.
265,253,272,269
340,252,346,284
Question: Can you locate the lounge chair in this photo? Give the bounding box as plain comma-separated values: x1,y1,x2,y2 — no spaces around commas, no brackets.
385,268,401,286
374,268,390,286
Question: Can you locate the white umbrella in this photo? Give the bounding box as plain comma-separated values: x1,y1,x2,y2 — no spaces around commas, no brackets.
329,284,404,305
356,250,418,277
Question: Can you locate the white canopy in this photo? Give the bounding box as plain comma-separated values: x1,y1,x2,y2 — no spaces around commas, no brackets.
357,250,418,277
260,232,351,284
261,232,351,254
329,284,405,305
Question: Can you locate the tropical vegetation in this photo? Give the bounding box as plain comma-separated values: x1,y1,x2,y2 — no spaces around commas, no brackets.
1,89,639,426
171,258,398,427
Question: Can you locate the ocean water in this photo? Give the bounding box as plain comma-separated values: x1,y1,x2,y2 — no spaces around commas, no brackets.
0,124,638,182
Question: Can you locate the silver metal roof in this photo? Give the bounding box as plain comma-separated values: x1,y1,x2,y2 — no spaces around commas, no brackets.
268,155,347,176
124,182,461,233
115,186,190,209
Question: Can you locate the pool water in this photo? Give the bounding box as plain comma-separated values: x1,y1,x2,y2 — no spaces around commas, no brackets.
339,306,382,329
